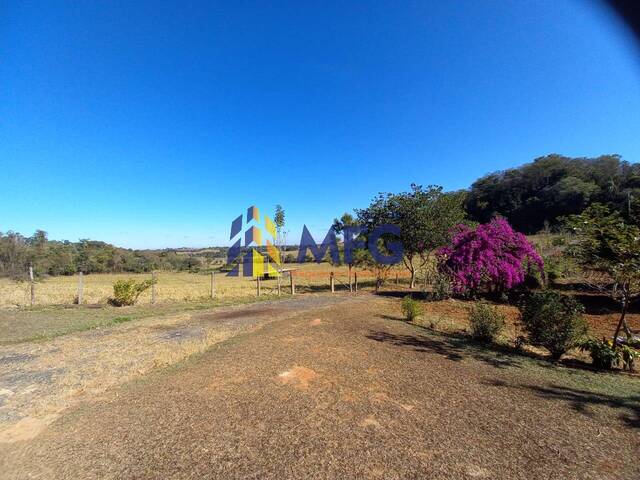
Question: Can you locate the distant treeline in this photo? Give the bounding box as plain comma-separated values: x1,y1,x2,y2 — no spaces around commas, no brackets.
3,153,638,278
0,230,226,279
466,154,640,233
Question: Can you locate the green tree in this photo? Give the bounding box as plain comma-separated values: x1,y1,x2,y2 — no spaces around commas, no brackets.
567,204,640,343
357,185,467,289
274,205,286,267
332,212,359,289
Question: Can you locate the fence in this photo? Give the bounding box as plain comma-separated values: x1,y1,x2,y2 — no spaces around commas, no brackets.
0,265,413,308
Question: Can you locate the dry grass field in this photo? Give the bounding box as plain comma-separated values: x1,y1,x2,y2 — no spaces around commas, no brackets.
2,294,638,479
0,263,410,308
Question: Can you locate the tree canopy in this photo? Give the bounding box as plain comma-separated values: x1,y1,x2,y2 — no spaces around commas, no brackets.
466,154,640,233
566,204,640,342
0,230,213,278
356,184,467,288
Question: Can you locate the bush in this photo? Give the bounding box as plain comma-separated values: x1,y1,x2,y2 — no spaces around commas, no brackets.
519,291,588,360
580,338,618,370
108,278,155,307
469,302,505,342
430,271,452,300
401,296,423,322
580,338,639,371
436,218,544,295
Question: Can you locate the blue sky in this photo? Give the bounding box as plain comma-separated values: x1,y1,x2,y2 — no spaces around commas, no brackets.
1,1,639,249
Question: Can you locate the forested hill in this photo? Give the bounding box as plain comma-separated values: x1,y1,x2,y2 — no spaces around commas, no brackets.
465,154,640,233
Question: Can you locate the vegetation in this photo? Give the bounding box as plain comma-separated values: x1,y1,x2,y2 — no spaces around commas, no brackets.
580,338,639,371
429,270,452,300
437,218,544,296
567,204,640,343
332,212,360,285
109,278,156,307
3,154,640,374
401,296,423,322
0,230,220,279
519,291,588,360
580,338,620,370
466,154,640,233
274,204,286,261
468,302,505,342
356,185,467,288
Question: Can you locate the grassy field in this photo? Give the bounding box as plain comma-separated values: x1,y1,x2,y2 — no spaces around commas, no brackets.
0,263,410,308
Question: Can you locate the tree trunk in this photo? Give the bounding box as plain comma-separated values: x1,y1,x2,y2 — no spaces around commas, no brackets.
613,287,633,346
403,255,416,290
613,301,628,346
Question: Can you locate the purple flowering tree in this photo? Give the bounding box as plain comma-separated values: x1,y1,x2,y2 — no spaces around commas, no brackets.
437,218,543,295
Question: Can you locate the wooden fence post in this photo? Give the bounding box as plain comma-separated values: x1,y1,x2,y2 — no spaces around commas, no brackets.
348,264,353,292
77,271,84,305
210,271,216,299
277,273,282,296
354,272,358,292
151,272,157,304
395,272,399,286
330,271,335,293
290,271,295,295
257,276,262,296
29,265,35,306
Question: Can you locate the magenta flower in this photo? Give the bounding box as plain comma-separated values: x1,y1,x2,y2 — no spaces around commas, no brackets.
437,218,543,294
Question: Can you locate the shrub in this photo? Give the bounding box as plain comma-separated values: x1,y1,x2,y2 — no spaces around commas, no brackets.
437,218,544,295
401,296,423,322
580,338,618,369
430,271,452,300
109,278,155,307
620,344,640,371
468,302,505,342
519,291,588,360
580,338,639,371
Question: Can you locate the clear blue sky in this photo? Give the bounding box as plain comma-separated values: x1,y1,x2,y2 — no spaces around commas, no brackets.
1,1,639,249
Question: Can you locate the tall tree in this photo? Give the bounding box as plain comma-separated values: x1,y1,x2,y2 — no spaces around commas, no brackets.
567,204,640,344
332,213,359,290
274,205,286,268
357,185,467,289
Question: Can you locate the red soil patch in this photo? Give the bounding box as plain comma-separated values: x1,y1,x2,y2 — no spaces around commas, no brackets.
276,366,318,389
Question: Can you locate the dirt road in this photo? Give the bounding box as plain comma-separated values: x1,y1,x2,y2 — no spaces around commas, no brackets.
0,294,355,441
1,294,639,479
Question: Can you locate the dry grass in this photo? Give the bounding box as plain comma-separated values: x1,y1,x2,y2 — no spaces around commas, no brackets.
3,295,638,478
0,263,407,308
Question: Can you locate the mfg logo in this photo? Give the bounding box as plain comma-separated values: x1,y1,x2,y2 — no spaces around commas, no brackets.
227,206,403,277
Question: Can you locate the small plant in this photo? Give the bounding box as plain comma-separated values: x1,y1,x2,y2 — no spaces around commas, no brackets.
580,338,639,371
580,338,618,370
112,316,132,324
108,278,155,307
619,344,639,371
468,302,505,343
430,271,452,300
401,296,423,322
519,291,588,360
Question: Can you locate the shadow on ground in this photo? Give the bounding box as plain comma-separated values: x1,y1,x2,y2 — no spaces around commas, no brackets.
366,328,523,369
485,379,640,430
